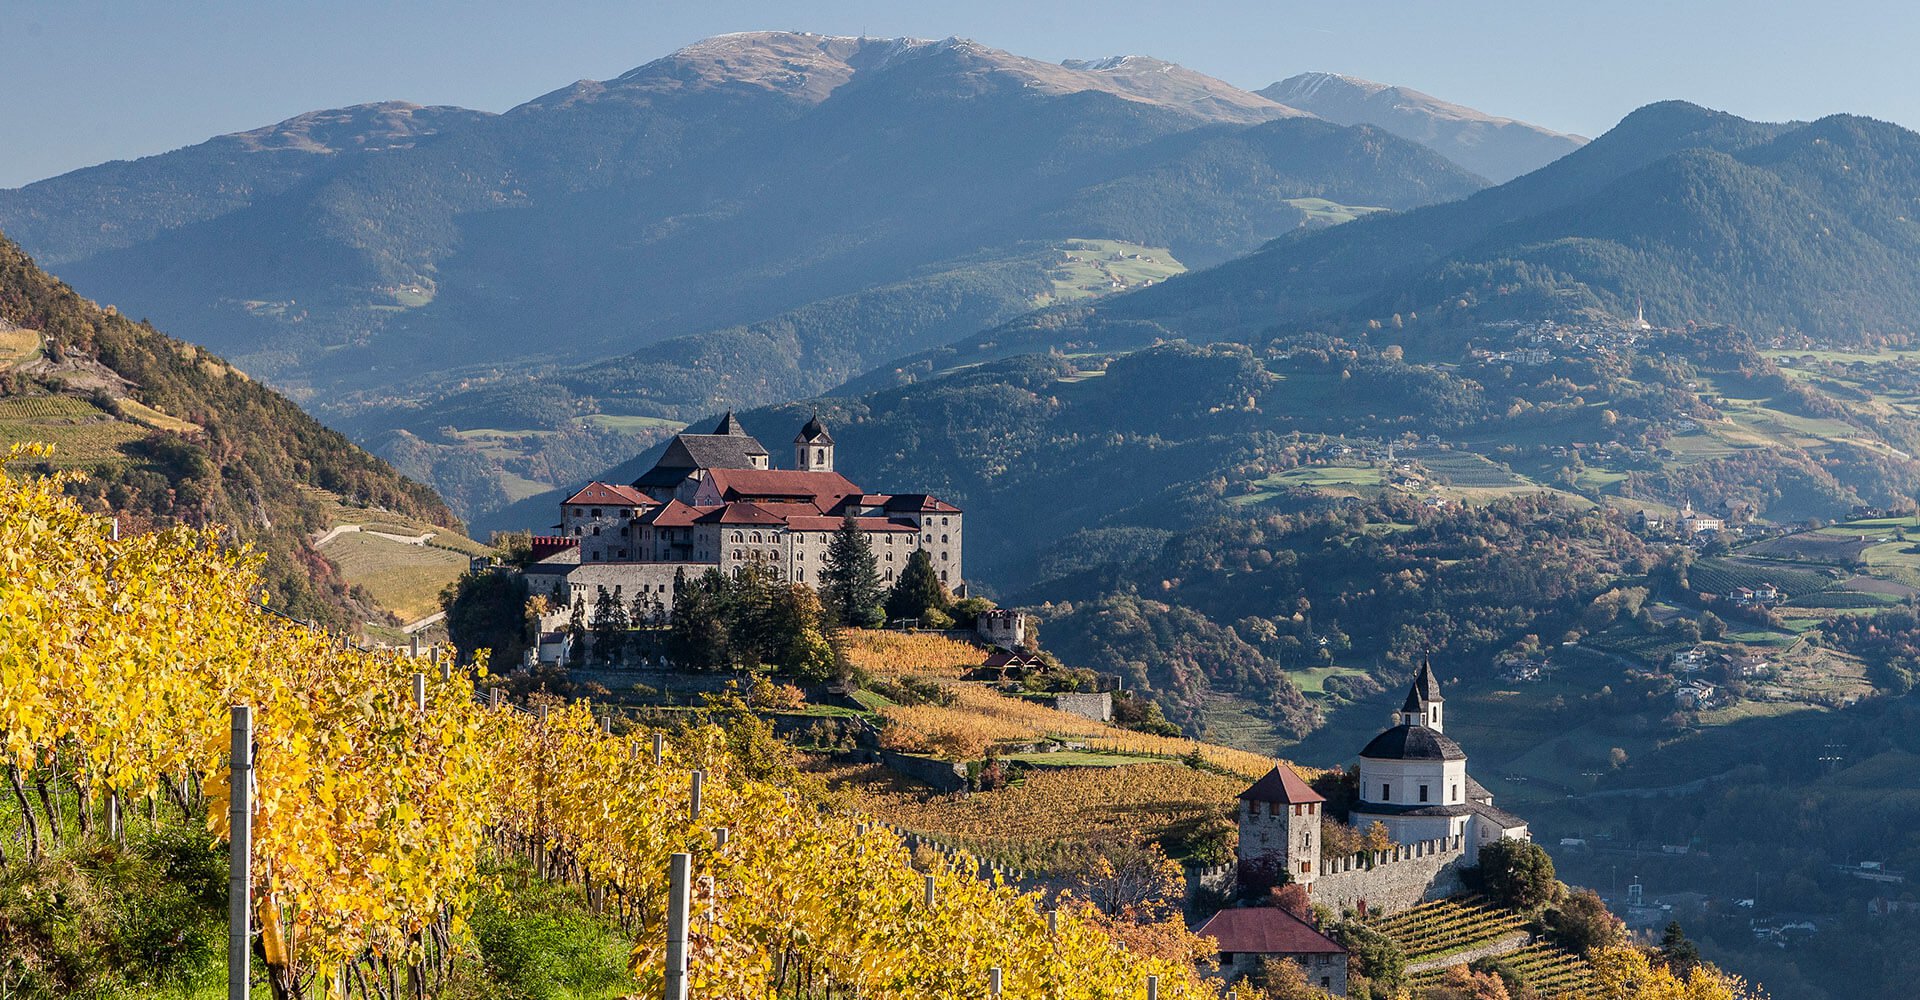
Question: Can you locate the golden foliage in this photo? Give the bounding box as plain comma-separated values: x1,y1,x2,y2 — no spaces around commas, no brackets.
842,630,984,679
1589,946,1765,1000
0,447,1226,1000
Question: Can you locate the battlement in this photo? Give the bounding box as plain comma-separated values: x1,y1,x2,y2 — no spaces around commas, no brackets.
1319,833,1465,876
1312,834,1468,916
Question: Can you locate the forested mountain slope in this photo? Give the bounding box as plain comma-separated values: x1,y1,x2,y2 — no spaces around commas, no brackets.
0,234,459,628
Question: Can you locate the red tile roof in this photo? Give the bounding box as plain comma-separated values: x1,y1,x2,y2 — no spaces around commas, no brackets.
1197,907,1346,956
637,500,715,527
705,468,860,505
1238,764,1324,805
562,481,654,507
700,501,788,526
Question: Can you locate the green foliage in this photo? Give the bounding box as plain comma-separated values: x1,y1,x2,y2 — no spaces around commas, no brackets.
668,567,840,681
884,549,953,624
1329,919,1406,989
820,514,885,628
1543,887,1626,956
0,826,228,998
1474,839,1560,911
459,860,638,1000
443,570,530,668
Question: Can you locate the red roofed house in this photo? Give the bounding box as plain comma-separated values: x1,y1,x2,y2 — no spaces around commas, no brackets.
524,413,964,629
1196,905,1348,995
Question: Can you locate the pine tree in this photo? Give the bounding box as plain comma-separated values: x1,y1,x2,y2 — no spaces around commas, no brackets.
566,597,587,666
590,585,630,665
885,548,952,625
820,514,884,627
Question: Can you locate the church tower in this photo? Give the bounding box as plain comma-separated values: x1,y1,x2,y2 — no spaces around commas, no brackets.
1405,655,1444,732
1235,764,1324,887
794,413,834,472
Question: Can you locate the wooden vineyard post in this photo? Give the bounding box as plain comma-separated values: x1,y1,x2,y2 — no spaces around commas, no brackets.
1146,974,1159,1000
666,852,691,1000
653,731,665,764
489,688,502,710
690,770,704,821
924,874,937,909
990,966,1003,998
412,672,426,712
228,705,252,1000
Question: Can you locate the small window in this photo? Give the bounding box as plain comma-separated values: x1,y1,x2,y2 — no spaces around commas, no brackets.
940,570,948,582
1382,784,1391,801
1452,784,1460,802
1420,785,1429,802
591,508,602,518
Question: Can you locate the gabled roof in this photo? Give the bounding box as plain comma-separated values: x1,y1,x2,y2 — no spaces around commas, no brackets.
712,410,749,436
1197,907,1346,956
1238,764,1325,805
637,500,717,528
795,412,834,444
562,481,653,507
700,501,787,526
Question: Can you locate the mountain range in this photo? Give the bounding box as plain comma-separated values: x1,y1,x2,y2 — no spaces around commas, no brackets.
0,31,1582,520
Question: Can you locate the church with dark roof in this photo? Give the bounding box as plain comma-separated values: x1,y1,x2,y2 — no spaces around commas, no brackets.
1230,659,1531,918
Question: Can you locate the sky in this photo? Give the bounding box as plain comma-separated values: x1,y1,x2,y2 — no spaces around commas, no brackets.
4,0,1919,188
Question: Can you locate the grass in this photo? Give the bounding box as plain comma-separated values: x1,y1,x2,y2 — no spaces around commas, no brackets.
1036,239,1186,306
0,395,147,470
114,398,202,434
1284,197,1387,226
1232,464,1384,505
580,414,686,434
1000,750,1167,767
0,325,40,366
317,530,471,623
1289,664,1371,695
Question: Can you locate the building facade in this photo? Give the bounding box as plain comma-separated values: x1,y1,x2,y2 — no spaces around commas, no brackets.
527,412,964,621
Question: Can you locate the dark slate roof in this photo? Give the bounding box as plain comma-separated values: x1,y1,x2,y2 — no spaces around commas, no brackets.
1359,724,1466,761
1412,657,1443,703
795,412,834,444
1466,799,1529,831
712,411,748,436
636,432,771,489
1465,774,1493,804
1197,907,1346,956
1401,685,1424,714
1239,765,1325,805
883,493,963,514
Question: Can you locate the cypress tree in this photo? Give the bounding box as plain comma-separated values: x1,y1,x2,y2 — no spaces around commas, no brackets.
820,514,885,627
885,548,952,624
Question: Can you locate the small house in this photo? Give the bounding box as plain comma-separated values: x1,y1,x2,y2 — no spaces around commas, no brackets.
1197,906,1349,996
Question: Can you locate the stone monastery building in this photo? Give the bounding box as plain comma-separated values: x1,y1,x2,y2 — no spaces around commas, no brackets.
524,412,964,618
1235,661,1530,915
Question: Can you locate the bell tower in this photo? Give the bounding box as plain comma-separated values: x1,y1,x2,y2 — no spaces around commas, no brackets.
794,412,834,472
1235,764,1325,888
1405,654,1444,732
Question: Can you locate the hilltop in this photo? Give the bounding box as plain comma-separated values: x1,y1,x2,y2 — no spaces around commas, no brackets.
0,31,1487,523
1261,72,1587,182
0,233,473,630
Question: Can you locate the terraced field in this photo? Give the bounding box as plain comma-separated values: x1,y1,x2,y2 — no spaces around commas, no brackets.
1411,940,1597,998
1376,897,1526,964
0,395,147,469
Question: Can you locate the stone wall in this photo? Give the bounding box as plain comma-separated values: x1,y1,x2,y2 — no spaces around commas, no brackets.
1051,692,1113,722
877,749,970,793
1312,835,1469,917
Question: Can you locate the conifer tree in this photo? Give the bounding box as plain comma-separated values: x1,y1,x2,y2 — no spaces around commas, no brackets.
590,585,630,665
566,597,587,666
820,514,885,627
885,548,952,625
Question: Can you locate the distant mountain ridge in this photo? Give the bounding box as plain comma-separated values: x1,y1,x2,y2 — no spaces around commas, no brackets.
0,30,1493,521
1261,71,1586,182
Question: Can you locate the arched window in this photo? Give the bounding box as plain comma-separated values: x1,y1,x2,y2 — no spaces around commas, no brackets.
751,532,762,544
732,531,743,542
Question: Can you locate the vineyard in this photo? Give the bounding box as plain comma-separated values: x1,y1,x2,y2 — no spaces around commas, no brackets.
0,394,146,467
877,680,1285,778
843,630,985,679
1382,898,1597,999
1685,557,1832,600
1375,897,1527,963
808,760,1245,875
0,448,1220,1000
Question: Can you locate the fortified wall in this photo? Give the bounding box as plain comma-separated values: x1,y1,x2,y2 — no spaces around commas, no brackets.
1311,834,1468,916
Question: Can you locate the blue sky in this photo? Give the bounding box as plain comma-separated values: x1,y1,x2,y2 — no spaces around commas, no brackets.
4,0,1917,188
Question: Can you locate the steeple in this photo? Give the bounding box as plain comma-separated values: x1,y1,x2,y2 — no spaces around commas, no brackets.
1401,653,1445,732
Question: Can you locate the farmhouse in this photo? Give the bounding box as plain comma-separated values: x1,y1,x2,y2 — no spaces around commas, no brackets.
1197,906,1349,996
